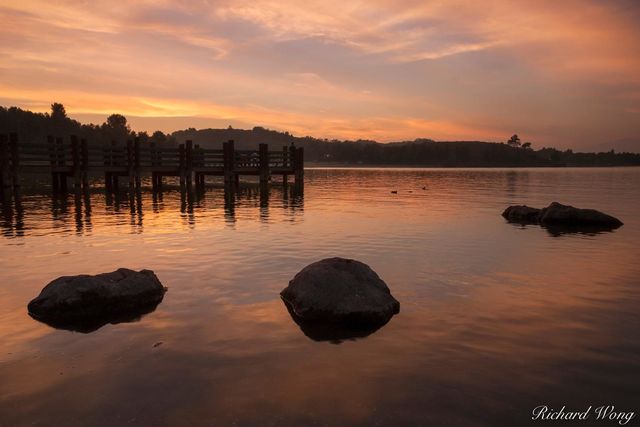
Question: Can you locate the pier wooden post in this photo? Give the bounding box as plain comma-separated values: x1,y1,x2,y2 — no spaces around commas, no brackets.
288,145,295,169
71,135,82,190
223,141,228,174
179,143,186,188
112,141,119,192
134,138,141,187
47,135,59,192
149,142,157,167
229,139,236,184
104,142,111,192
9,133,19,192
283,144,293,185
134,138,141,189
80,138,89,189
223,140,235,185
126,139,135,189
185,140,193,188
150,142,159,191
259,143,269,184
282,145,288,169
295,147,304,183
194,144,204,189
56,137,68,192
102,141,110,192
283,146,288,184
104,141,117,192
0,134,11,198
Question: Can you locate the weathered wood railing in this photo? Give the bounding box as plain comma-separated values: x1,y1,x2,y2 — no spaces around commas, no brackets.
0,133,303,197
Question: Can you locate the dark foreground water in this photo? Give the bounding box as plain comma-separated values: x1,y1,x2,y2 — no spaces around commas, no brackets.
0,168,639,426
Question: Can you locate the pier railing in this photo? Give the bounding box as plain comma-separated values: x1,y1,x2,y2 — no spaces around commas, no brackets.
0,133,303,196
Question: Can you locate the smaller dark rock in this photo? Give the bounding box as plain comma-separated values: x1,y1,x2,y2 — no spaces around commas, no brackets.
502,205,541,224
539,202,623,227
502,202,623,233
28,268,166,333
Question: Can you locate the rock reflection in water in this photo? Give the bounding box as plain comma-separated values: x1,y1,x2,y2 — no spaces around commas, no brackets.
28,298,165,334
282,299,392,344
505,219,622,237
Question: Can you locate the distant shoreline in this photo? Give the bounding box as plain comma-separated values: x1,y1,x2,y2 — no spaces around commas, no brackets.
4,105,639,167
304,162,640,168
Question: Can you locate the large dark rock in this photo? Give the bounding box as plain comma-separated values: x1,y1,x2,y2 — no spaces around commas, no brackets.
28,268,167,332
502,202,623,232
538,202,623,227
281,258,400,333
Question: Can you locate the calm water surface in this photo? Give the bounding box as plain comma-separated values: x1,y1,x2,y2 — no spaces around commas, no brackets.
0,168,639,426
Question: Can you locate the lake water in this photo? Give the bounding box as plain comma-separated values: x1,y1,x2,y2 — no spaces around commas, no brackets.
0,168,639,426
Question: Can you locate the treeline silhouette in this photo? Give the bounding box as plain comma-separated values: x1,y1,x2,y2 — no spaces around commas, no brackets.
0,104,175,148
3,104,639,167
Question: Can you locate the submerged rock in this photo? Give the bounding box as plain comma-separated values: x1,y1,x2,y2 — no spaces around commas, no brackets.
28,268,166,332
281,258,400,331
502,202,623,231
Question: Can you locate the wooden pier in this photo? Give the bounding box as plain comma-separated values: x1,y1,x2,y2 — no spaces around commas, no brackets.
0,133,303,197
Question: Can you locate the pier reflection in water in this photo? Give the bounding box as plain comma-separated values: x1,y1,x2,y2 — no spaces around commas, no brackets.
0,181,304,237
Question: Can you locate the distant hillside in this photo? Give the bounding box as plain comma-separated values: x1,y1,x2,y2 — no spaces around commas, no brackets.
172,126,301,150
3,104,640,167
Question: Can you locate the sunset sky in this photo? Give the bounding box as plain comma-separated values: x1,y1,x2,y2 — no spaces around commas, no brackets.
1,0,639,149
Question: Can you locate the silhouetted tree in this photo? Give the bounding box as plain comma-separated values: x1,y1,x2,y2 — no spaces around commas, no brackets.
105,114,129,131
151,130,167,144
507,134,521,147
98,113,133,143
136,131,149,143
522,142,532,150
50,102,67,120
